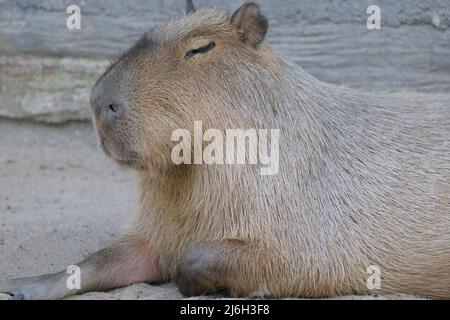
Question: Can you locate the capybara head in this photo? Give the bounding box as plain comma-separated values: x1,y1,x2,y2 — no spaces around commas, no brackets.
90,1,270,170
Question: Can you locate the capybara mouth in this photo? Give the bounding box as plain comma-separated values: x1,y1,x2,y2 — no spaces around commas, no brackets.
99,137,141,167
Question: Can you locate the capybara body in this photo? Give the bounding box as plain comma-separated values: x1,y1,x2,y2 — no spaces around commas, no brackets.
1,1,449,299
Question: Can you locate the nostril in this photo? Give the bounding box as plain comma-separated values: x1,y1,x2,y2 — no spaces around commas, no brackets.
95,101,124,120
109,104,118,113
106,103,125,119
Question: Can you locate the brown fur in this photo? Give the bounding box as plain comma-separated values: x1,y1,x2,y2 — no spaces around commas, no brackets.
1,2,449,299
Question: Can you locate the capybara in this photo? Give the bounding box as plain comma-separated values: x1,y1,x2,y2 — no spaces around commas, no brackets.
1,1,449,299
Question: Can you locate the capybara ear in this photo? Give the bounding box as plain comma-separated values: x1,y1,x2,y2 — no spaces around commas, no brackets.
186,0,196,15
231,2,268,48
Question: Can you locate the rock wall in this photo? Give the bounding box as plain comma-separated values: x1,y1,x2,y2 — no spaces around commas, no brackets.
0,0,449,123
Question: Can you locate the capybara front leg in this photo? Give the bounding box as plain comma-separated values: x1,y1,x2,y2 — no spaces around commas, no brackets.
174,239,269,297
0,236,161,299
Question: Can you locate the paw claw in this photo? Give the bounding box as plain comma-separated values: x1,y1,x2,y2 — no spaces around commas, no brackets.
9,291,25,300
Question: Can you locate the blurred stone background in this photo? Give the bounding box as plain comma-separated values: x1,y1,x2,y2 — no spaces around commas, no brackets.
0,0,449,123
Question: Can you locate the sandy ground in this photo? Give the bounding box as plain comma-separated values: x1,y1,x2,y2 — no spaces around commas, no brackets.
0,119,424,300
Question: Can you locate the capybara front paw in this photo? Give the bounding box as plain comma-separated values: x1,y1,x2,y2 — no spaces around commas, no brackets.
0,276,60,300
174,250,229,297
7,291,25,300
174,262,214,296
0,280,27,300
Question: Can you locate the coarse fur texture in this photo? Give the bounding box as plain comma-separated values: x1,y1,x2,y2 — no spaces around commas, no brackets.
1,1,449,299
